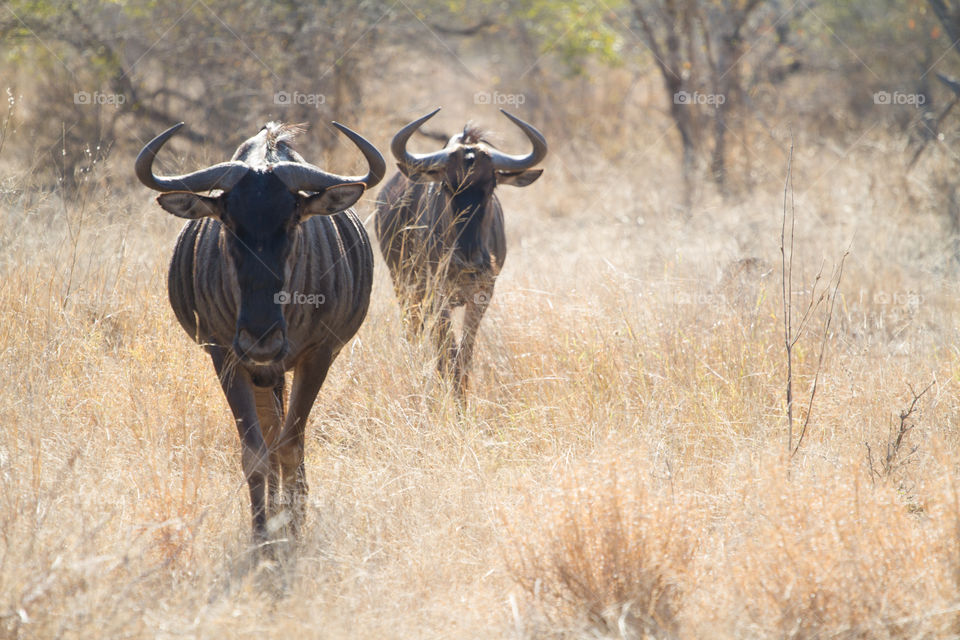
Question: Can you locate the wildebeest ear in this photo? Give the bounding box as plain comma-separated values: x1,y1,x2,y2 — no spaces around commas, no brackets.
497,169,543,187
156,192,222,219
299,182,366,219
396,162,445,183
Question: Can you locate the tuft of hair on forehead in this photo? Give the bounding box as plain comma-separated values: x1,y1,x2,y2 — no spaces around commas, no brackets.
457,122,492,146
261,121,308,151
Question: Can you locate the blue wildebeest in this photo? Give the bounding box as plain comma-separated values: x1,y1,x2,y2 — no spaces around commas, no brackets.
375,108,547,396
136,121,384,544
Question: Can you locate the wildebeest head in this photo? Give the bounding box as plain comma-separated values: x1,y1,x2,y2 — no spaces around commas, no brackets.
391,108,547,269
136,122,384,366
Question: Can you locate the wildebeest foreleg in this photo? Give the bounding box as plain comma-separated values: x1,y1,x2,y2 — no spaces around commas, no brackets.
433,306,457,382
401,299,426,342
455,289,492,395
275,350,333,538
210,347,271,546
254,382,285,521
392,277,428,342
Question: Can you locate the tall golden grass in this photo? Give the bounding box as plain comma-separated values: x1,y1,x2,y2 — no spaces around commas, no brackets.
3,90,960,638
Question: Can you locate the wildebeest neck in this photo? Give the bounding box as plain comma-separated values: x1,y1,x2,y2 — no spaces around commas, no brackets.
449,184,490,265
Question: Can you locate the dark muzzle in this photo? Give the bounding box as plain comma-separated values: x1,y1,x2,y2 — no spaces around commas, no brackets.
453,245,491,275
233,326,288,365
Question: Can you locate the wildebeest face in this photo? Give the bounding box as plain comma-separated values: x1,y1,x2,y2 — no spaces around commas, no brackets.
392,111,545,274
441,146,496,270
157,171,364,365
220,172,296,365
436,146,542,273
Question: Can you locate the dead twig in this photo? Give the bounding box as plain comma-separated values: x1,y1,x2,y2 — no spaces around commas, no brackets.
792,249,849,457
866,381,935,483
781,139,849,458
782,139,795,451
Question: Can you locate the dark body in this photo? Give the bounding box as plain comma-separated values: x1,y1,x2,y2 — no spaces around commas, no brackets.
376,174,507,308
136,121,383,543
375,108,546,395
169,211,373,388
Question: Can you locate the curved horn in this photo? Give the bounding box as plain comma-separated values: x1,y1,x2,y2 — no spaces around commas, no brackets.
271,121,386,193
135,123,249,193
487,109,548,172
390,108,453,173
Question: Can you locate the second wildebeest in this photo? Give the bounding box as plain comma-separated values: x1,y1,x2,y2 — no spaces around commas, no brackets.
136,120,383,544
375,108,547,396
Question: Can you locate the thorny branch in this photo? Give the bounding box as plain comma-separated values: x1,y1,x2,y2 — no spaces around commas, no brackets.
866,381,935,483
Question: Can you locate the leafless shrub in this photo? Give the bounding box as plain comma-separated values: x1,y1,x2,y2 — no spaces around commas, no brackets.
781,141,849,457
866,381,935,487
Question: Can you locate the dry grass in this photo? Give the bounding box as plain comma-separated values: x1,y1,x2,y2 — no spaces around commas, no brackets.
701,458,960,638
4,77,960,639
503,452,700,638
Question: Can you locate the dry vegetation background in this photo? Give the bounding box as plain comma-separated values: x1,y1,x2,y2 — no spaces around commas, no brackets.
6,0,960,638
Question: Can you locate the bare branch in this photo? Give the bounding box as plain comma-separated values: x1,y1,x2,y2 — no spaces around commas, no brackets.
781,138,795,450
865,380,935,480
793,249,849,458
428,19,495,36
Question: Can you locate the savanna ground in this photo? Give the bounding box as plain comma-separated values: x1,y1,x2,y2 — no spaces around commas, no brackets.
5,2,960,638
